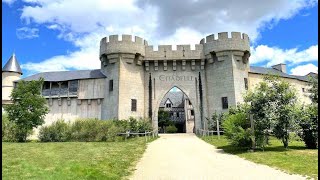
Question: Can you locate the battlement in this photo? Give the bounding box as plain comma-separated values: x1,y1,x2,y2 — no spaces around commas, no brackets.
100,34,147,57
200,32,249,44
99,32,250,63
201,32,250,56
145,44,203,60
100,35,148,45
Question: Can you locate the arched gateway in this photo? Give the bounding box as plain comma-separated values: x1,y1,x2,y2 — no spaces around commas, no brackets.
99,32,250,133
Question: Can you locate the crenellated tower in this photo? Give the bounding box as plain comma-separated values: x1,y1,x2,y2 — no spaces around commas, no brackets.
201,32,250,114
99,35,148,119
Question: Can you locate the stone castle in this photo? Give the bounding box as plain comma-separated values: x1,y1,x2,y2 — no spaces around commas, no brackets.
2,32,313,134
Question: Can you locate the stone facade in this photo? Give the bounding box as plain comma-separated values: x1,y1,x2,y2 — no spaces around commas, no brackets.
2,32,314,135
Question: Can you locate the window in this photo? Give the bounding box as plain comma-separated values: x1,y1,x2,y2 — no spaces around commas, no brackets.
170,112,173,117
166,103,172,108
177,112,180,117
60,81,68,88
131,99,137,111
190,110,194,116
222,97,228,109
109,80,113,91
43,82,50,89
302,88,305,92
244,78,248,90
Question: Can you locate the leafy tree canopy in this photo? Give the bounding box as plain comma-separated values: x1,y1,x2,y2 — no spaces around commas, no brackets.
4,78,49,142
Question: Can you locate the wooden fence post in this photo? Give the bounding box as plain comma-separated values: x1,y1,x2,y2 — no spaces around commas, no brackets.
216,118,220,139
250,114,255,151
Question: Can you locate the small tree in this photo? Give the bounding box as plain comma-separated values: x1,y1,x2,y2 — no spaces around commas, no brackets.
266,76,297,148
4,78,49,142
244,79,273,149
245,75,297,149
158,110,172,133
295,74,318,149
308,74,318,104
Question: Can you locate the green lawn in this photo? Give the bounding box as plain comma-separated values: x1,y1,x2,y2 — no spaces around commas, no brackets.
201,135,318,179
2,137,155,180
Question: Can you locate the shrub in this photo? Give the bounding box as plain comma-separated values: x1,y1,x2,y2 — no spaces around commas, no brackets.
38,120,71,142
38,117,153,142
296,105,318,149
222,113,252,147
136,118,153,132
166,125,178,133
2,113,19,142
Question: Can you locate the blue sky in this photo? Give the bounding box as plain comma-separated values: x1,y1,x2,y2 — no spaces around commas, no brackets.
2,0,318,77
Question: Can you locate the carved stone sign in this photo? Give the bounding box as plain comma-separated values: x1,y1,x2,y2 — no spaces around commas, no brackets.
159,74,194,81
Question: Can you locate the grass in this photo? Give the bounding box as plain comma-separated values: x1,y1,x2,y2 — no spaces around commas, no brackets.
2,137,156,180
201,135,318,179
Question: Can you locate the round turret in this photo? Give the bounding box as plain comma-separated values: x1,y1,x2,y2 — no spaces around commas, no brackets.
200,32,250,63
99,34,148,58
2,53,22,104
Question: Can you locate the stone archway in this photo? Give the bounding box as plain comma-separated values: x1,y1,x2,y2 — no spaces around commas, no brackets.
152,84,200,133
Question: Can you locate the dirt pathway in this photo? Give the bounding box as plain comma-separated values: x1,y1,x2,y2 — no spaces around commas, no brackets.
130,134,306,180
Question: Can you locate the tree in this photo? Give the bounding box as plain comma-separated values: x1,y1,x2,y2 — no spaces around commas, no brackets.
4,78,49,142
266,76,297,148
308,74,318,104
295,74,318,149
245,75,297,149
158,110,172,133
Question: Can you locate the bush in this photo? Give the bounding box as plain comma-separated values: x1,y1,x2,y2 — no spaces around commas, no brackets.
166,125,178,133
38,117,153,142
296,105,318,149
2,113,19,142
222,113,252,147
38,120,71,142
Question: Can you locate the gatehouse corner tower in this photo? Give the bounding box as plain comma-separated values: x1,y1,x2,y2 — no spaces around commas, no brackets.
201,32,250,115
99,35,148,120
2,53,23,105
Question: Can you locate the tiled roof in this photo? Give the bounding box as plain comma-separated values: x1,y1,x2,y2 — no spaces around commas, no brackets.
2,53,22,75
249,66,309,82
159,91,186,108
18,69,106,82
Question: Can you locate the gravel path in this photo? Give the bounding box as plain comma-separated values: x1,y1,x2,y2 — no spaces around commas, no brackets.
130,133,307,180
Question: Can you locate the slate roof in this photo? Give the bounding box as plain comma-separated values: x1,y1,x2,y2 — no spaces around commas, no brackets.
159,91,186,108
19,69,106,82
249,66,310,82
2,53,23,75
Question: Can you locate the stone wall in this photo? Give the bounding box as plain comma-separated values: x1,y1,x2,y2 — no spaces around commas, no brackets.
118,55,145,119
248,73,312,104
2,72,21,104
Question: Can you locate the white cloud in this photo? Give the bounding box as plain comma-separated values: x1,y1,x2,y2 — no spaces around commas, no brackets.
16,0,318,74
16,27,39,39
290,63,318,76
21,46,100,76
2,0,16,5
250,45,318,66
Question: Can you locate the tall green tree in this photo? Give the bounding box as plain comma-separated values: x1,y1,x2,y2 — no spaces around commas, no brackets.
245,75,297,149
295,74,318,149
308,74,318,104
4,78,49,142
158,110,172,133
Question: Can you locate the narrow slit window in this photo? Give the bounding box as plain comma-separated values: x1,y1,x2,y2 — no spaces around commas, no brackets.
131,99,137,111
109,80,113,91
222,97,228,109
244,78,248,90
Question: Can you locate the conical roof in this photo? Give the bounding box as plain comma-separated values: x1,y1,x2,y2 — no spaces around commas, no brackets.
2,53,22,75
